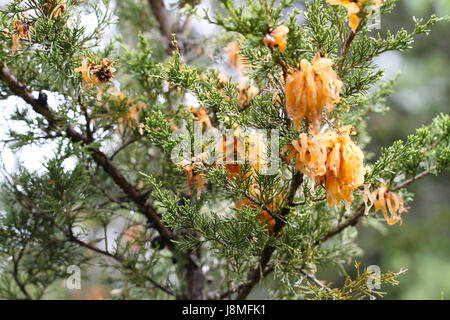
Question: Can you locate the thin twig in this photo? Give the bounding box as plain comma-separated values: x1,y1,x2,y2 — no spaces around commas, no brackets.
391,166,436,192
315,167,438,246
235,172,303,300
69,233,180,298
12,246,32,300
109,137,140,161
298,268,331,291
338,22,363,73
323,116,338,132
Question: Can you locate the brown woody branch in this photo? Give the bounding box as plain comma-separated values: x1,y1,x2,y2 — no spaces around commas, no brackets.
147,0,194,56
0,65,207,300
147,0,178,54
314,204,365,246
218,265,274,300
12,245,32,300
1,112,179,299
338,29,356,73
148,0,172,40
338,21,364,73
391,166,436,192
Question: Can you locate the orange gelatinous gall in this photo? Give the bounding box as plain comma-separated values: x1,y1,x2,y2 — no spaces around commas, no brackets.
284,126,364,208
285,53,343,133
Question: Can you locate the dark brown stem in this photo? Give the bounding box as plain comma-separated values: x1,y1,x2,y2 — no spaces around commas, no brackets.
145,0,205,299
0,66,203,297
219,265,274,300
147,0,171,42
315,205,365,246
338,21,364,73
8,179,180,299
186,251,205,300
147,0,184,55
338,30,356,73
12,246,32,300
109,137,140,161
68,233,180,298
81,102,94,143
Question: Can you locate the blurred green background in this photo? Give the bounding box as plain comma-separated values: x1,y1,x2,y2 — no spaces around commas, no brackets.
352,0,450,300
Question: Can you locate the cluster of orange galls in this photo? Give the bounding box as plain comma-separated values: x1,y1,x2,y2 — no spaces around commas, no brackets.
9,1,70,56
278,0,405,225
258,0,405,227
165,0,403,229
